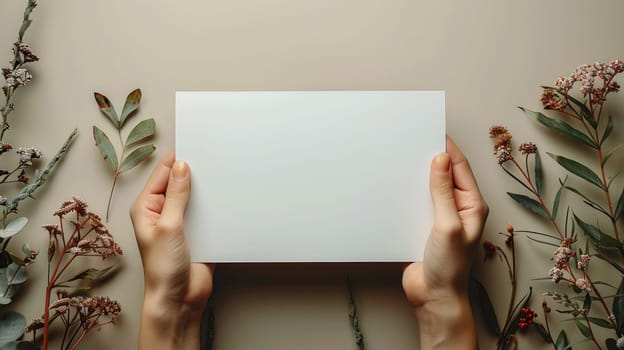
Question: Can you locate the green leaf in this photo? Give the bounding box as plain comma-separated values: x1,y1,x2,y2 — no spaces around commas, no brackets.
120,89,142,127
16,341,40,350
615,187,624,221
575,318,591,338
614,276,624,334
552,177,567,219
61,266,113,284
606,338,618,350
594,254,624,275
0,218,28,239
468,279,500,336
587,317,614,329
535,150,543,195
565,185,609,217
548,153,604,190
94,92,120,129
565,92,596,129
574,214,622,251
601,115,614,145
125,118,155,147
93,126,119,172
21,244,30,257
6,264,26,285
506,287,532,335
507,192,550,220
119,144,155,173
0,311,26,344
555,330,569,350
520,107,597,149
533,322,552,342
602,144,623,167
583,293,591,313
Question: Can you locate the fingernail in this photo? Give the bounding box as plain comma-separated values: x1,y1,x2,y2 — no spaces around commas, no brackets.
172,160,188,180
433,152,450,171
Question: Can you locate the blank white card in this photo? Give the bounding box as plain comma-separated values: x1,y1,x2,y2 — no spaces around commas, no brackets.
176,91,445,262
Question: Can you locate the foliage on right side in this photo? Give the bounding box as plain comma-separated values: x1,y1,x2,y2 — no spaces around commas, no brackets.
471,60,624,350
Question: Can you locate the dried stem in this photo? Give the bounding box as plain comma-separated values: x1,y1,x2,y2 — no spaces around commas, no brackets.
0,0,38,142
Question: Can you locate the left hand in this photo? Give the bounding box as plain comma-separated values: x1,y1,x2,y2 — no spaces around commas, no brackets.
130,151,214,349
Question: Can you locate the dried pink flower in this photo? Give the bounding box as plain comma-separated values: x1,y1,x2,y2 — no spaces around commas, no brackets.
540,88,567,110
575,278,592,293
519,142,537,155
489,125,509,138
495,146,513,165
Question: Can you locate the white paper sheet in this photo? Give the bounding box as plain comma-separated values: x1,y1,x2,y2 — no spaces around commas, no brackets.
176,91,445,262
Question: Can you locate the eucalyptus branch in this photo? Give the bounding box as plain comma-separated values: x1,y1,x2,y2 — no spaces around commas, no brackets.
3,128,78,219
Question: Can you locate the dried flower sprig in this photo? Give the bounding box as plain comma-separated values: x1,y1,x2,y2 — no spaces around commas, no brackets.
472,225,549,349
0,0,39,142
19,197,123,350
92,89,156,221
481,60,624,348
346,276,365,349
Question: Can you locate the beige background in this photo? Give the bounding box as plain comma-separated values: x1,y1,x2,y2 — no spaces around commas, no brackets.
1,0,624,349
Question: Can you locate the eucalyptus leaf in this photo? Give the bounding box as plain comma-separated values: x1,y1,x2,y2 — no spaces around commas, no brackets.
93,126,119,172
535,150,543,195
574,214,622,251
575,318,591,338
0,269,9,303
552,177,567,219
6,264,26,285
0,218,27,239
20,244,30,257
614,276,624,334
468,279,500,336
94,92,120,129
0,311,26,345
555,330,569,350
520,107,597,149
120,89,142,127
0,341,18,350
125,118,155,147
548,153,604,190
119,144,155,173
507,192,550,220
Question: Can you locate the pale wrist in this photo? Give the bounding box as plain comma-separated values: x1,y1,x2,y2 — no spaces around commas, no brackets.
413,294,478,349
139,293,202,350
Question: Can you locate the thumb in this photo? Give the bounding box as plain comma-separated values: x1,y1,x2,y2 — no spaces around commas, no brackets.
161,160,191,219
430,153,460,229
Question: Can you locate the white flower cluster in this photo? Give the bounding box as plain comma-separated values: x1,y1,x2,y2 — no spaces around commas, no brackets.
16,146,42,166
5,68,32,88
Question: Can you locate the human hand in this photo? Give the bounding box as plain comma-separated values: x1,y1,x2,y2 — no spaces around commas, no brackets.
402,137,488,348
131,152,214,350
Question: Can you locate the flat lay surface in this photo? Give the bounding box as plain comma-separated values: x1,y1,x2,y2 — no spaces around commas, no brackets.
1,1,623,348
